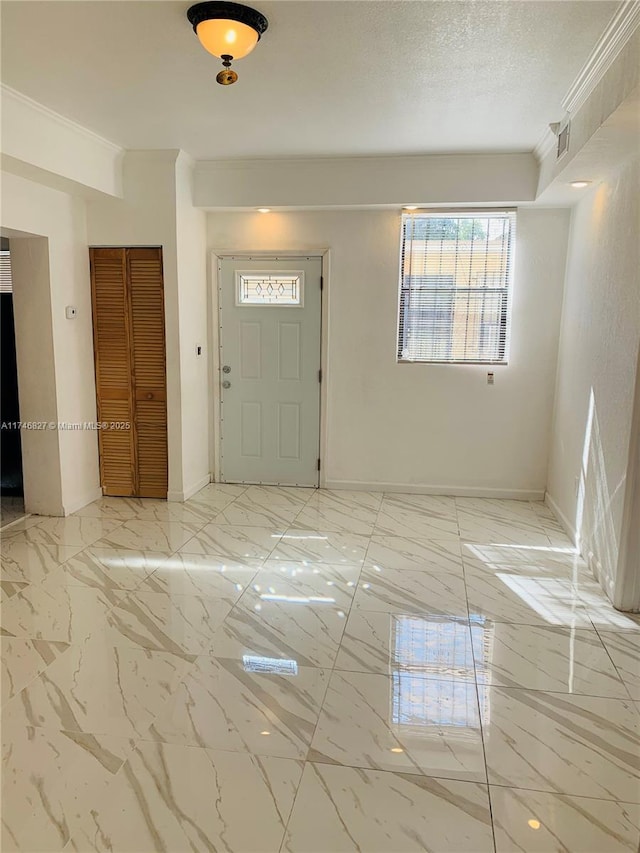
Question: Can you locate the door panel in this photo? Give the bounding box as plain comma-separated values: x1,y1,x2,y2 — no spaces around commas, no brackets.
240,322,262,379
278,403,301,459
90,248,136,497
278,323,301,380
127,248,168,498
218,257,321,486
90,247,167,499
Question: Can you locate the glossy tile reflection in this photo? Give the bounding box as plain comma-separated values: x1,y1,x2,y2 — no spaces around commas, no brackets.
335,611,475,677
309,669,486,782
148,655,328,759
482,687,640,800
490,786,640,853
206,596,348,668
474,622,629,696
2,485,639,852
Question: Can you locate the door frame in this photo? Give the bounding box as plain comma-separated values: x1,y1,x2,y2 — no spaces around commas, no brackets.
210,249,330,488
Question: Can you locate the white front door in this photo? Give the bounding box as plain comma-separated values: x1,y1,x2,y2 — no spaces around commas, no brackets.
218,256,322,486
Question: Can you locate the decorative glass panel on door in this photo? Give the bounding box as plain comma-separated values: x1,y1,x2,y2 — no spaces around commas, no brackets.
236,271,304,306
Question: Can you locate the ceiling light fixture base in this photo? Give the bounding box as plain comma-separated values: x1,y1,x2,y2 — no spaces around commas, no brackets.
187,1,268,37
217,58,238,85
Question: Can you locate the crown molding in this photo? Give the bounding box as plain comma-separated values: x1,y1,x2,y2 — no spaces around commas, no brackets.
1,84,123,155
532,0,639,164
562,0,640,115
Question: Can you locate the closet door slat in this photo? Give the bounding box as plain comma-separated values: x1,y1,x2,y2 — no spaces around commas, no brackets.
90,248,137,496
128,247,168,499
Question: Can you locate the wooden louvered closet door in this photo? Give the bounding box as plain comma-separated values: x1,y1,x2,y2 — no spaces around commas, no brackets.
90,247,168,498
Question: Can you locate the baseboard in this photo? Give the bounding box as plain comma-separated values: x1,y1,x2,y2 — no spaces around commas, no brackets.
167,473,211,503
544,491,577,544
324,480,545,500
62,487,103,516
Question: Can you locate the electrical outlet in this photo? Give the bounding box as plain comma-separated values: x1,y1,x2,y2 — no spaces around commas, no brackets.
487,372,494,385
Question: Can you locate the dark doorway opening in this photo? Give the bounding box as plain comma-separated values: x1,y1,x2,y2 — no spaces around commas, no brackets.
1,237,24,498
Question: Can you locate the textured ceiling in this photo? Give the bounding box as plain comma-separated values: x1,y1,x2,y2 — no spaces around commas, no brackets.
0,1,618,160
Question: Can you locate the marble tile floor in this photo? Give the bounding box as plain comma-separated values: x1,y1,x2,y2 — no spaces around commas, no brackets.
1,484,639,852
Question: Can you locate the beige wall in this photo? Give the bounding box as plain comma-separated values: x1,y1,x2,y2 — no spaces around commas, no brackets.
208,206,570,496
86,150,184,499
547,155,640,604
87,150,210,500
174,152,210,498
1,152,211,514
1,172,100,515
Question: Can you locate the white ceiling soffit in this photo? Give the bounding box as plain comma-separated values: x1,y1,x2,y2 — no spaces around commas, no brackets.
535,85,639,206
0,0,619,160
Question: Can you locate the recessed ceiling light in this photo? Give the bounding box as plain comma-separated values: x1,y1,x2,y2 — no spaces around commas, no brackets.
390,747,404,753
404,205,419,210
528,820,541,830
257,208,271,213
260,730,271,736
570,181,591,188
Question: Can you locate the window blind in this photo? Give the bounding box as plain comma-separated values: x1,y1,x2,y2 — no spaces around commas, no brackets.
397,210,516,363
0,251,12,293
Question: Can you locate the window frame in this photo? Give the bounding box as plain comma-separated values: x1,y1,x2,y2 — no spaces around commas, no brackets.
396,209,516,366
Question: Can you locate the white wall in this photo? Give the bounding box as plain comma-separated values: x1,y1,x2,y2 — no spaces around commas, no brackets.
87,150,210,500
86,150,184,498
0,150,210,514
208,207,569,496
175,153,210,498
616,342,640,610
1,171,100,514
547,155,640,602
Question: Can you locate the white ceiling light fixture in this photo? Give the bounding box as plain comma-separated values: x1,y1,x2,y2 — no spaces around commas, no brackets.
570,181,591,188
257,207,271,213
187,1,268,85
404,205,419,211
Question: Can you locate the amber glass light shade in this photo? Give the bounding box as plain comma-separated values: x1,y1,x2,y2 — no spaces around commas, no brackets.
196,18,259,59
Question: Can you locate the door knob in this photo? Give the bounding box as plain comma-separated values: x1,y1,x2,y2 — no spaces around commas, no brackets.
146,393,153,400
222,380,231,389
222,365,231,374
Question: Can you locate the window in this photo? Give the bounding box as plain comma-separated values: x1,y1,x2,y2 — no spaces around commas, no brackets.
397,211,516,363
0,249,12,293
